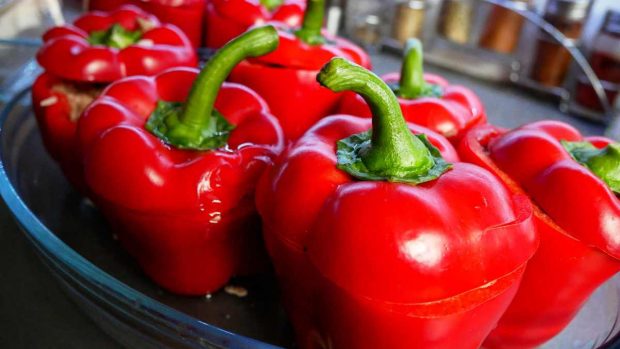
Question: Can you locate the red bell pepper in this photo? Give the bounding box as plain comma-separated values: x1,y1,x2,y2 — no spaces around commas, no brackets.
76,26,283,295
37,5,197,82
229,0,371,140
205,0,305,48
88,0,206,48
338,39,486,144
256,59,538,349
32,5,197,191
458,121,620,349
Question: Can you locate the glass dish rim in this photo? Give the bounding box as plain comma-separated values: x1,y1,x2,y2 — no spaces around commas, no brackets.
0,86,282,349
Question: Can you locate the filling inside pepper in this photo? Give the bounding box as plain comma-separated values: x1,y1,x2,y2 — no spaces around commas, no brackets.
391,39,443,99
49,81,103,122
562,140,620,194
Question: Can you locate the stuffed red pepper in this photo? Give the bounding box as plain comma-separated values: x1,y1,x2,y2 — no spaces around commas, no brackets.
338,39,486,144
32,5,197,191
88,0,206,47
77,26,283,295
458,121,620,349
256,58,538,349
229,0,370,140
205,0,305,48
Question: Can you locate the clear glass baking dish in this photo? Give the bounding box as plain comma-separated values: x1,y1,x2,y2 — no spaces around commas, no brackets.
1,75,620,349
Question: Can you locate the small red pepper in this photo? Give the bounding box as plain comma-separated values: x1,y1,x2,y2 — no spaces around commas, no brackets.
458,121,620,349
205,0,305,48
256,59,537,349
37,6,197,82
88,0,206,48
229,0,371,140
32,5,197,191
338,39,486,144
77,26,283,295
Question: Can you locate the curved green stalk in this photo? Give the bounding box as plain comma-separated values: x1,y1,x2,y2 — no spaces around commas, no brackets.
317,58,451,183
146,25,279,150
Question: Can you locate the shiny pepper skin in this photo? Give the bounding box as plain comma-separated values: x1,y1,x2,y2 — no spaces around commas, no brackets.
77,67,284,295
257,114,538,349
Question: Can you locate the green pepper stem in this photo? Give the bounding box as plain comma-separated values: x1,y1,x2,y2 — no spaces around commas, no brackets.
260,0,283,11
295,0,325,45
180,25,278,129
398,39,427,99
318,58,435,177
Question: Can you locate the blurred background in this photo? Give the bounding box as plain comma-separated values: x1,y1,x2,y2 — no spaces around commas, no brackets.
340,0,620,125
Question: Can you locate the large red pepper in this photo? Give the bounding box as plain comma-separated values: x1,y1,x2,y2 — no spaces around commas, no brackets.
88,0,206,48
229,0,371,140
458,121,620,349
338,39,486,144
76,26,283,295
205,0,305,48
256,59,537,349
32,5,197,191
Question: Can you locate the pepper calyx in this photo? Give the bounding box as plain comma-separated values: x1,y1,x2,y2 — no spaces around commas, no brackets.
390,82,443,99
146,101,234,150
88,23,142,49
337,131,451,183
562,140,620,194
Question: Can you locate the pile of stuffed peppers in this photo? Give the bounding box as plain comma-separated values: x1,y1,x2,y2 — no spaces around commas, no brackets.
30,1,619,348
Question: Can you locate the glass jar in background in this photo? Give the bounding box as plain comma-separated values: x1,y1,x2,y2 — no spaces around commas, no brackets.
352,14,383,49
575,10,620,111
479,0,529,54
530,0,591,87
391,0,425,46
591,10,620,84
438,0,474,44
